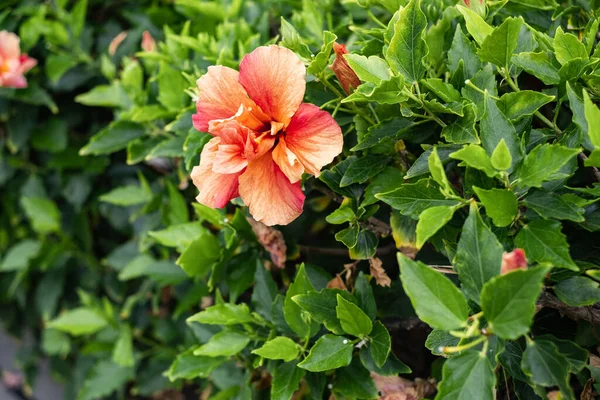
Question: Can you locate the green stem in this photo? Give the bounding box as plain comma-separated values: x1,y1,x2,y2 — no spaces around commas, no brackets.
441,335,487,354
404,86,447,128
367,9,387,29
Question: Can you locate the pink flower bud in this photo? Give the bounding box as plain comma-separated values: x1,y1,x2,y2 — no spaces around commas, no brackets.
142,31,157,52
108,31,128,56
501,249,528,275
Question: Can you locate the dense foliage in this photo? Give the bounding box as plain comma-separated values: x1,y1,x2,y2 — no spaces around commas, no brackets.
2,0,600,399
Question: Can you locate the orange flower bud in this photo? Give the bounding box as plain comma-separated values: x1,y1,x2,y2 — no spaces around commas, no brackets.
142,31,157,52
500,249,527,275
108,31,128,56
329,42,360,95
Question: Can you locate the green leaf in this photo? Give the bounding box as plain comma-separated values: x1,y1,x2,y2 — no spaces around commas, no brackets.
78,360,134,400
553,27,588,66
521,340,573,399
333,357,378,399
335,225,360,248
293,289,355,335
554,276,600,306
456,5,493,46
516,144,580,188
490,139,512,171
344,54,391,84
166,350,226,381
80,121,146,156
340,155,390,187
448,25,481,78
450,144,498,178
515,219,578,270
498,91,555,121
326,206,356,224
442,103,479,144
425,329,460,356
428,147,454,195
176,232,221,277
119,256,187,285
0,240,42,272
271,361,306,400
297,334,354,372
523,191,585,222
194,330,250,357
454,202,505,302
435,351,496,400
48,308,108,336
21,197,61,234
187,303,254,325
479,17,522,67
284,264,317,337
359,347,411,376
398,254,469,330
385,0,428,83
354,272,377,320
416,205,458,248
421,79,461,103
536,335,588,373
99,185,152,206
112,325,134,367
583,89,600,148
349,229,379,260
512,52,560,85
252,337,300,362
480,266,550,339
148,222,207,249
307,31,337,75
473,187,518,227
376,179,461,219
480,93,520,172
31,118,68,153
252,265,277,321
336,294,373,337
369,321,391,368
157,62,189,111
75,83,132,108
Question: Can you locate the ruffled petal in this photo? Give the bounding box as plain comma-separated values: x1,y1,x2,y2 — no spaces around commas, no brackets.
284,103,343,177
18,55,37,74
238,45,306,127
192,66,267,132
272,138,304,183
239,152,305,226
1,73,27,88
191,137,241,208
213,144,248,174
0,31,20,60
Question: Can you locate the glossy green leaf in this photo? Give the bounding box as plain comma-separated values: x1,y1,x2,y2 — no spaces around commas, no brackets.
79,121,145,156
293,289,356,335
336,294,373,337
271,361,306,400
345,54,391,84
298,334,354,372
21,197,61,234
553,27,588,66
481,266,550,339
398,254,469,330
450,144,498,178
554,276,600,306
187,303,254,325
349,229,378,260
515,219,578,270
194,330,250,357
583,89,600,148
435,351,496,400
454,202,504,302
284,264,318,338
252,337,300,362
386,0,428,83
176,232,221,277
479,17,522,67
99,185,152,206
456,5,493,46
442,103,479,144
473,187,518,227
516,144,580,188
498,91,555,121
416,205,458,248
340,155,390,187
512,52,560,85
333,357,378,399
521,340,574,399
369,321,391,368
48,308,108,336
523,191,585,222
480,93,520,171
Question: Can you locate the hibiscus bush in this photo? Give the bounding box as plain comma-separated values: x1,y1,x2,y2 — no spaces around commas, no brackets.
2,0,600,399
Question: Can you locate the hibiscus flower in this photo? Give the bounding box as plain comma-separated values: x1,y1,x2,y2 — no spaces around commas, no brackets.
0,31,37,89
191,45,343,226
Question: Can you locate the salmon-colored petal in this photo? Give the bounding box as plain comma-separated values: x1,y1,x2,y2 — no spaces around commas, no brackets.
239,152,305,226
284,103,343,177
2,73,27,88
272,138,304,183
238,45,306,126
18,55,37,74
191,137,241,208
193,66,268,132
213,144,248,174
0,31,20,59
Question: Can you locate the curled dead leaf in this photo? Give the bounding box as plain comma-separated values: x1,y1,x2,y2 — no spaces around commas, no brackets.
370,257,392,287
327,274,348,290
247,217,287,268
371,374,436,400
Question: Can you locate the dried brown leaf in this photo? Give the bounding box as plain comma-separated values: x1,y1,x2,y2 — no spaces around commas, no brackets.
370,257,392,287
247,217,287,268
327,275,348,290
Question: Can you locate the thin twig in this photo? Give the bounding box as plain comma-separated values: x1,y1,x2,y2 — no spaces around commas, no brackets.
537,289,600,326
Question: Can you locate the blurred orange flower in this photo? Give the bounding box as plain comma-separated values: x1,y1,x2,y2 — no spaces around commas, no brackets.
191,45,342,226
0,31,37,88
